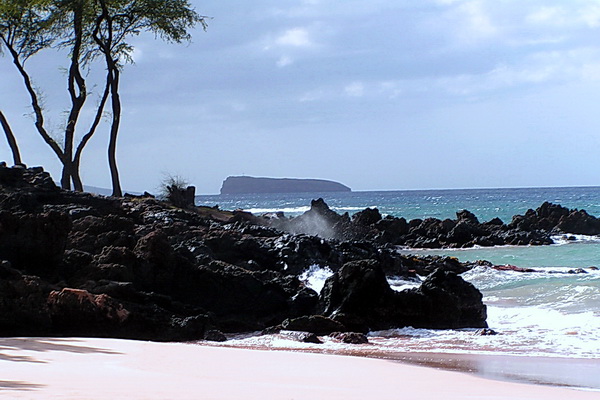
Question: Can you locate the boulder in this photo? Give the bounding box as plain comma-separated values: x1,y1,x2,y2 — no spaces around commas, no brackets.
352,208,382,226
47,288,130,335
320,260,394,318
0,261,53,335
556,210,600,235
320,260,487,331
413,269,487,329
329,332,369,344
274,198,353,240
0,210,70,277
456,210,479,224
279,330,322,344
281,315,346,335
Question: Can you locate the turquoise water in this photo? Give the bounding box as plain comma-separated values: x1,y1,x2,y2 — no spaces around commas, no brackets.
197,186,600,222
198,187,600,364
405,240,600,269
198,186,600,268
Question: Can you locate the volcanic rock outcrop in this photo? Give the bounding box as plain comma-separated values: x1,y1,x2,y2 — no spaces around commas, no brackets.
269,198,599,248
0,164,489,341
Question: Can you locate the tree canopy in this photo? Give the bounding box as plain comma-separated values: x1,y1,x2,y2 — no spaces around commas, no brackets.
0,0,206,194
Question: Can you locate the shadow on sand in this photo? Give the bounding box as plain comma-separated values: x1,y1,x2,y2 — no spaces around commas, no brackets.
0,337,125,393
0,337,123,357
0,380,46,392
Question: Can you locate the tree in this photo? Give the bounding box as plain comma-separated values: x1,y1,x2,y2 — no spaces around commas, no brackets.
0,0,205,195
0,0,110,191
0,110,22,165
90,0,206,196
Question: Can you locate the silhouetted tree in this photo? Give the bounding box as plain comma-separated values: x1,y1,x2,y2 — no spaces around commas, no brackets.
0,110,22,165
0,0,109,190
90,0,206,196
0,0,205,195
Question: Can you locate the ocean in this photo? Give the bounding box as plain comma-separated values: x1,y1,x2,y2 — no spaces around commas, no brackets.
196,186,600,389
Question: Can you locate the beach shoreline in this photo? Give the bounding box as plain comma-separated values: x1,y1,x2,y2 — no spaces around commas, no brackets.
203,337,600,391
1,337,598,399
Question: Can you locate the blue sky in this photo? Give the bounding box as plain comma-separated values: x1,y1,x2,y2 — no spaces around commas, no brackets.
2,0,600,194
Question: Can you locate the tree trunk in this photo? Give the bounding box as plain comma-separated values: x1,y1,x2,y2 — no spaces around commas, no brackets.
63,4,87,192
72,168,84,192
60,165,70,190
0,111,22,165
93,0,122,197
108,66,122,197
73,77,111,194
1,37,64,163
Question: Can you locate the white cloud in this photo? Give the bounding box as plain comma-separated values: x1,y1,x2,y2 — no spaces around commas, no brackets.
276,28,312,47
581,62,600,80
276,56,293,67
526,6,567,26
299,89,328,102
579,5,600,27
130,47,144,63
344,81,365,97
526,4,600,28
460,1,497,37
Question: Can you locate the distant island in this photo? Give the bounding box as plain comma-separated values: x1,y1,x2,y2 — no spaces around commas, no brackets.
220,176,352,195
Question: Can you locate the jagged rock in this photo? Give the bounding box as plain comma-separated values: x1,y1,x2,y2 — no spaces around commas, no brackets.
320,260,393,317
329,332,369,344
508,202,600,235
274,234,339,275
279,330,322,344
261,325,283,335
413,269,487,329
171,264,315,332
320,260,487,332
0,165,500,341
456,209,480,224
374,216,409,244
0,210,70,277
556,210,600,235
492,265,538,273
475,328,498,336
281,315,346,335
0,261,53,335
204,329,227,342
568,268,587,274
47,288,130,334
169,314,212,341
352,208,382,226
272,198,353,240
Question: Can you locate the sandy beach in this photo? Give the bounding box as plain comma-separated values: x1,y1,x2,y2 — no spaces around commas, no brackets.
0,337,598,400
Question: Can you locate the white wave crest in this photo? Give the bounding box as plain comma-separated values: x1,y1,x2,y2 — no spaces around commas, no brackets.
299,264,334,293
243,206,310,215
551,234,600,245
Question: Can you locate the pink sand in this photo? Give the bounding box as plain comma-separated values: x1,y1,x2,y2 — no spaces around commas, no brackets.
0,337,597,399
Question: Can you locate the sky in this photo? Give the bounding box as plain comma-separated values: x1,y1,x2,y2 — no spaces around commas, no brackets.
2,0,600,194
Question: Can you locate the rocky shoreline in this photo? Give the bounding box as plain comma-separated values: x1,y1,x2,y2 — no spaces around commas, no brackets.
0,165,596,343
262,197,600,248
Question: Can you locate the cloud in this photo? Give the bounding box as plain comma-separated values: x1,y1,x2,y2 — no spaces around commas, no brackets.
526,4,600,28
6,0,600,193
344,82,365,97
452,1,498,43
276,28,312,47
526,6,567,26
276,56,293,67
580,5,600,27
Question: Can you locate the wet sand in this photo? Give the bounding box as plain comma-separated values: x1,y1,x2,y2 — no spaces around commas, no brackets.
0,337,598,399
